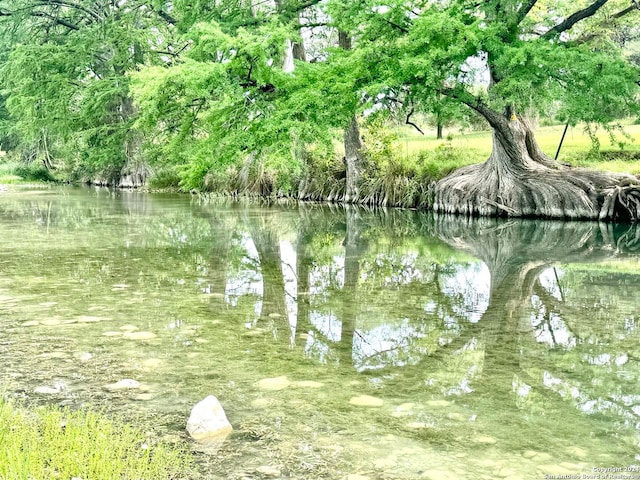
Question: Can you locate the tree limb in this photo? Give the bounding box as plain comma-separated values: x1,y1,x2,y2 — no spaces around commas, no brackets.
406,107,425,135
541,0,610,39
31,10,80,29
514,0,539,27
33,0,102,22
146,4,177,25
572,2,640,44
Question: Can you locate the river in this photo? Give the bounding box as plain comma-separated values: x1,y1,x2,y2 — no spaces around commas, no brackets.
1,186,639,479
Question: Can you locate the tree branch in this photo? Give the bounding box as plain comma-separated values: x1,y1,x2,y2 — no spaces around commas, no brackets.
31,10,80,29
572,2,640,44
33,0,102,22
541,0,609,39
514,0,540,26
439,87,506,131
406,107,425,135
146,4,177,25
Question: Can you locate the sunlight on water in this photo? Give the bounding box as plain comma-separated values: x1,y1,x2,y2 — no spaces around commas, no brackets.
1,186,640,479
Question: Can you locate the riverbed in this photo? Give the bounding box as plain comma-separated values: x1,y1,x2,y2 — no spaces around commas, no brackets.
1,186,639,479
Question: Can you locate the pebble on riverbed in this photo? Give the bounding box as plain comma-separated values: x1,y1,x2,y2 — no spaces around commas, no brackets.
257,376,291,391
34,385,63,395
123,331,157,340
255,466,281,477
103,379,147,391
349,395,384,407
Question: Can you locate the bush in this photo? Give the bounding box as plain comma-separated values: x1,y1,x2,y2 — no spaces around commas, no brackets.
149,166,182,190
0,161,57,183
13,164,57,182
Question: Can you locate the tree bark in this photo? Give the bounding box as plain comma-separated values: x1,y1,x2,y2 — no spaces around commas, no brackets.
339,31,364,204
436,120,443,140
433,110,640,221
343,116,364,203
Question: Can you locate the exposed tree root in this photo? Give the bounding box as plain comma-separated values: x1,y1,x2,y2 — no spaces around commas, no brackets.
433,118,640,222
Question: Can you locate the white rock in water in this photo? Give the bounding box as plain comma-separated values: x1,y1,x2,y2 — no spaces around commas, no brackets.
186,395,233,440
104,379,141,390
34,385,62,394
77,352,93,362
256,466,281,477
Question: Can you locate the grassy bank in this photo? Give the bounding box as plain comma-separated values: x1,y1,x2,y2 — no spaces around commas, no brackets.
397,122,640,175
0,396,189,479
0,160,57,184
3,122,640,206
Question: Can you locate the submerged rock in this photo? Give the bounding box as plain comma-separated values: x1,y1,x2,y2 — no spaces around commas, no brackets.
186,395,233,441
257,376,291,391
391,403,416,417
76,352,93,362
123,331,156,340
293,380,324,388
421,469,458,480
34,385,63,395
40,319,62,326
102,331,122,337
349,395,383,407
141,358,162,369
473,435,497,445
104,379,142,391
251,398,271,408
255,466,281,477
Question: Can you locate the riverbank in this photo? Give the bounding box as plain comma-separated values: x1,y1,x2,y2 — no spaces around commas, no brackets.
2,123,640,209
0,395,190,479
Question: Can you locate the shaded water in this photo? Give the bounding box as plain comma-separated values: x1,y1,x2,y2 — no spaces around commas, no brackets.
1,186,640,479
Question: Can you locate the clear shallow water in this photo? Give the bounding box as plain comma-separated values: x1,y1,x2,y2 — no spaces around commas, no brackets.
1,186,640,479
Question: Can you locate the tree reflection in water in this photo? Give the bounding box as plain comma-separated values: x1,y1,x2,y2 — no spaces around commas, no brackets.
220,207,640,460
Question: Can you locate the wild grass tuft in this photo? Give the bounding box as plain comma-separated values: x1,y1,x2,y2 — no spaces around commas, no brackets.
0,396,189,479
0,161,57,183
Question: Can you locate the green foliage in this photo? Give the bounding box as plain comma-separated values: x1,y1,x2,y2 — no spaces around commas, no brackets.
1,0,639,197
0,0,176,181
0,160,56,183
149,166,183,190
0,396,188,479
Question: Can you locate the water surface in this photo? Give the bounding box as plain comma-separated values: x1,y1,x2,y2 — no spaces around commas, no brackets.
1,186,639,479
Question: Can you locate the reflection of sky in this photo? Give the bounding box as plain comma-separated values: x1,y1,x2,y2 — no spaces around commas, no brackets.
353,319,429,372
224,235,262,316
280,240,298,343
538,267,565,301
440,262,490,323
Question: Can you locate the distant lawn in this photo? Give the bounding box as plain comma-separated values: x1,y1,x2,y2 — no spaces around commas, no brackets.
395,122,640,176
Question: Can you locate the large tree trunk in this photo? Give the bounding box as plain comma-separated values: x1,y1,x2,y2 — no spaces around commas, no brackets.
339,31,364,204
343,116,364,203
433,111,640,221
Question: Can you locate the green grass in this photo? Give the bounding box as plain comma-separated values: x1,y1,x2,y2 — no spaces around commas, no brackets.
0,160,58,184
0,396,189,480
396,122,640,176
